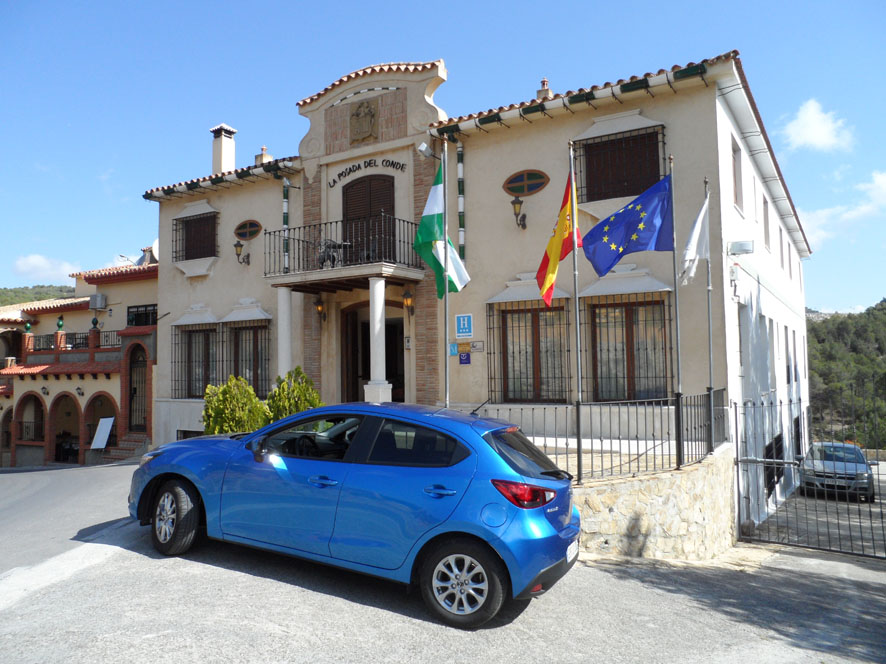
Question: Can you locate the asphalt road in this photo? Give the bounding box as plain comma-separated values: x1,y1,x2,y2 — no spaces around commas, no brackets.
1,464,885,663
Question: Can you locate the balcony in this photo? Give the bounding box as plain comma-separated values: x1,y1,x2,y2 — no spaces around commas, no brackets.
264,215,425,293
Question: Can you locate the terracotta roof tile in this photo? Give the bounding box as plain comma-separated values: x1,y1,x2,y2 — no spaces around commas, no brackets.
70,263,158,284
144,155,299,198
297,61,443,108
0,361,120,376
21,297,90,315
431,51,740,129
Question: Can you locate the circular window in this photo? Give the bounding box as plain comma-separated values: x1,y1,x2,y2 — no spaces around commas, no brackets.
502,170,550,197
234,220,262,240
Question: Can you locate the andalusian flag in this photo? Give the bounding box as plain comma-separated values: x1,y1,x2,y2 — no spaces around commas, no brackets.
414,164,471,298
536,174,582,306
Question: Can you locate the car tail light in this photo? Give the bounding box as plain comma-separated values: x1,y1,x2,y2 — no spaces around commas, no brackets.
491,479,556,509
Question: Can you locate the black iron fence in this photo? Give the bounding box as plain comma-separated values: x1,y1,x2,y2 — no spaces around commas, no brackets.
19,421,44,441
736,388,885,559
100,330,121,348
66,333,89,349
264,215,421,277
32,334,55,351
467,389,728,482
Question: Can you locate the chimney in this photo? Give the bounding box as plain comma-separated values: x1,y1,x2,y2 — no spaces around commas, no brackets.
254,145,274,166
210,124,237,173
536,77,553,100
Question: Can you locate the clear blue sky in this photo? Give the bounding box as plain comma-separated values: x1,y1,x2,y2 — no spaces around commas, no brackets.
1,1,883,313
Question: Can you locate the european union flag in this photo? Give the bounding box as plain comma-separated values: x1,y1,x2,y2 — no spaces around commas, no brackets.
582,175,674,277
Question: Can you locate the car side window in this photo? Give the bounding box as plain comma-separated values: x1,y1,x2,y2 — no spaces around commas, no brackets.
367,420,468,467
265,415,363,461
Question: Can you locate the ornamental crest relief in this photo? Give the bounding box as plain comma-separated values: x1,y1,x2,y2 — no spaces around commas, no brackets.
349,98,378,145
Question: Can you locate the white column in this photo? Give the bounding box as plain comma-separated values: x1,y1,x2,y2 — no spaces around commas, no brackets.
276,286,292,376
364,277,392,402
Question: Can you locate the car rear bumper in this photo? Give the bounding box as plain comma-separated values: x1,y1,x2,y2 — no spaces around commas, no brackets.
513,546,579,600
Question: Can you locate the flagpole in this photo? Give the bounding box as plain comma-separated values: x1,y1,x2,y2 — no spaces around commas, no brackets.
668,155,683,394
568,143,582,403
704,176,714,454
443,138,450,409
668,155,684,469
569,142,583,479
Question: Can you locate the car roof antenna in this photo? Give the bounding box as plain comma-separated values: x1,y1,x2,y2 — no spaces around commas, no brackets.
470,399,490,417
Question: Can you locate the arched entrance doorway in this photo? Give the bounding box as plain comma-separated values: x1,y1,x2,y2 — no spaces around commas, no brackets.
1,408,12,467
341,302,404,403
129,346,147,432
49,394,80,463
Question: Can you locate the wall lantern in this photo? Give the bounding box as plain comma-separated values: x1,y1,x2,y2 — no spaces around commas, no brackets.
233,240,250,266
402,288,414,318
314,297,326,322
511,196,527,229
75,386,85,397
41,386,49,396
57,315,64,330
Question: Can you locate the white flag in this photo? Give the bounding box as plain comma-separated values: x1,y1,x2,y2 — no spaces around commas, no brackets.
679,194,710,285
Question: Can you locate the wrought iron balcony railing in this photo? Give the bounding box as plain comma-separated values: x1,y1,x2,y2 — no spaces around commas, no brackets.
264,215,422,277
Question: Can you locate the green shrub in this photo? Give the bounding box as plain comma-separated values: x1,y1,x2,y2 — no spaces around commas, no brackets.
266,367,323,422
202,375,271,434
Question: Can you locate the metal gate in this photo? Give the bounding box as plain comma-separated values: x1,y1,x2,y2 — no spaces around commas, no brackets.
737,398,886,559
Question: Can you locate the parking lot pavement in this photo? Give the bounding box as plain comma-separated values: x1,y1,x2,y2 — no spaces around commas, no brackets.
2,517,885,664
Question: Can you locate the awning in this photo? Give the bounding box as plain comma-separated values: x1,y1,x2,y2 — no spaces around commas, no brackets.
578,265,672,297
170,303,217,326
487,273,570,303
219,298,273,323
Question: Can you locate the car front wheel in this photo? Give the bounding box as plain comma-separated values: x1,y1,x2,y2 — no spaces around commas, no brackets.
420,539,506,629
151,479,200,556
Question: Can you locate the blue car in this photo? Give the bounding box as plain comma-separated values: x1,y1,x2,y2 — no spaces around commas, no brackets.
129,403,580,628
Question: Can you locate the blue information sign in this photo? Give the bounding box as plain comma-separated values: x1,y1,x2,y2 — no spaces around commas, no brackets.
459,353,471,365
455,314,473,339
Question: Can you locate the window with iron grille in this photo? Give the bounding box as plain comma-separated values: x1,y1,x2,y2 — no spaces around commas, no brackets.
574,127,665,203
171,322,270,399
583,294,670,402
486,300,571,403
127,304,157,327
171,325,218,398
173,212,218,261
224,322,271,398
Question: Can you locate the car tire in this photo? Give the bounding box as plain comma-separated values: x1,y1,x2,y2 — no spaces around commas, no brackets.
151,480,200,556
419,539,506,629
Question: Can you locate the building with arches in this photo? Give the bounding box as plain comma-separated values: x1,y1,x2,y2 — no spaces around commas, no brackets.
0,256,157,466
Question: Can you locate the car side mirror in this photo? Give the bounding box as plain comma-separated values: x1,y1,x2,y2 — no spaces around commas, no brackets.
795,455,804,463
251,436,268,462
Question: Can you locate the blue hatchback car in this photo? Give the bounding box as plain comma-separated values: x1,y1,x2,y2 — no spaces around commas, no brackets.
129,403,580,628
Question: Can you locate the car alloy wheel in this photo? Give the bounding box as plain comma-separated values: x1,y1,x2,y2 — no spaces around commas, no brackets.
420,539,505,629
150,479,200,556
155,490,177,543
432,553,489,615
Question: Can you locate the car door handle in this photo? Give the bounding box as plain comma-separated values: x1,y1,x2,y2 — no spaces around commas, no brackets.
424,485,457,498
308,476,339,488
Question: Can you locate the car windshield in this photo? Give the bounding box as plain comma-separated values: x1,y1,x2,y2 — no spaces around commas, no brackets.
811,445,866,464
483,426,566,480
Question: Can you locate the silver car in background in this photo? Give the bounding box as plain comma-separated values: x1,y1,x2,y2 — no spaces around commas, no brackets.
798,442,878,502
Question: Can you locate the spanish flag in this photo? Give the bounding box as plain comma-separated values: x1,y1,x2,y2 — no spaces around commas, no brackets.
536,174,582,306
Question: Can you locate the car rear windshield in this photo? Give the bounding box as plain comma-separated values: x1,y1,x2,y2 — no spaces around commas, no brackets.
483,427,567,480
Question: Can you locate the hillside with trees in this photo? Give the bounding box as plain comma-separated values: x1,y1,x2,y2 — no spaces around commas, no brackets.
807,299,886,447
0,285,74,307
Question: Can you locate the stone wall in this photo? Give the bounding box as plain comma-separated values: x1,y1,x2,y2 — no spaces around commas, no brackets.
575,443,736,560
